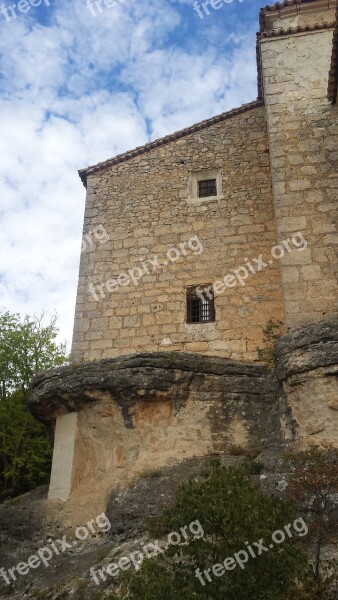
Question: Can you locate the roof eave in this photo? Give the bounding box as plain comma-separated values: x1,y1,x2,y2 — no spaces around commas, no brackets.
259,0,335,31
78,99,264,189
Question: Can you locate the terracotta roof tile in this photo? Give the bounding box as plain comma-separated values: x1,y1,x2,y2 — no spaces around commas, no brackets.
260,0,321,31
78,0,337,188
258,0,336,101
78,100,263,187
259,20,335,37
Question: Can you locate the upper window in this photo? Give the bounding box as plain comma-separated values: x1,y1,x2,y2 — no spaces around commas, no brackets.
186,285,215,324
198,179,217,198
186,169,222,203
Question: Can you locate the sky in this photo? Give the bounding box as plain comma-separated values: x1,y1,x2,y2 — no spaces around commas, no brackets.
0,0,261,347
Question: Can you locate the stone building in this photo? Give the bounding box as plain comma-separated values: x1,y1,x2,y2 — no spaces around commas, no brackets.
29,0,337,512
72,0,338,363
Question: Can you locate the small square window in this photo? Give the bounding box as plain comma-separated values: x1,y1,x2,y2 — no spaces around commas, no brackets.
198,179,217,198
186,285,215,324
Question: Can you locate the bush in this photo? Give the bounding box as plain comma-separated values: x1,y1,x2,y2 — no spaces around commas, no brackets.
117,461,310,600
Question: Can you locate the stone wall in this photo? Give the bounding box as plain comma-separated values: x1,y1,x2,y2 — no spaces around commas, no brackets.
72,106,285,362
260,4,338,328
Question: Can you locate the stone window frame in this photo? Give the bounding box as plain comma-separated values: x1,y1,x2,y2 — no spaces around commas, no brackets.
186,168,223,205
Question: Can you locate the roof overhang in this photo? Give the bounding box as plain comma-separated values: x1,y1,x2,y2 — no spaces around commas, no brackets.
78,0,337,189
78,100,263,188
260,0,336,32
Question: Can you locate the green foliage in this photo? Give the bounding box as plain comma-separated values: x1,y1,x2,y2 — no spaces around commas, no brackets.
257,319,284,368
0,393,53,497
118,462,309,600
285,444,338,586
286,577,332,600
243,458,264,475
0,311,68,500
0,311,67,400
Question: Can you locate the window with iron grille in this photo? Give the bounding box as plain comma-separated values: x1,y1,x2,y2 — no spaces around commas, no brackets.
186,285,215,324
198,179,217,198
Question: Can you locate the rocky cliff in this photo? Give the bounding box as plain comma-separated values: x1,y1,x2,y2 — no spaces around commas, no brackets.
0,319,336,600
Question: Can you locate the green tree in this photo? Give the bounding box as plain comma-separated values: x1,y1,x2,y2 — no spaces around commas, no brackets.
0,311,68,499
285,444,338,598
117,462,310,600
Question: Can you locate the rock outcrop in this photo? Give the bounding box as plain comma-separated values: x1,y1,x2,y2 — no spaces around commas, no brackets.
25,319,338,521
0,320,336,600
29,351,280,435
28,352,281,520
276,319,338,443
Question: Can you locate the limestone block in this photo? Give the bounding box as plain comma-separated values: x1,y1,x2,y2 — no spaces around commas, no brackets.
48,413,78,502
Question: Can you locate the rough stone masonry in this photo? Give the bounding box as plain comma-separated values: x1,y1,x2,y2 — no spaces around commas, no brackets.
28,0,338,516
72,0,337,363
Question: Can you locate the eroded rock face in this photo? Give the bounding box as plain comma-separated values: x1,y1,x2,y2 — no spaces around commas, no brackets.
27,320,338,520
276,320,338,445
0,456,292,600
28,352,278,425
28,353,280,519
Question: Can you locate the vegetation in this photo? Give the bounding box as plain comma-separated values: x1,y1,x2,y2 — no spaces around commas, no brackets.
285,444,338,598
257,319,284,368
115,461,310,600
1,309,337,599
0,311,68,500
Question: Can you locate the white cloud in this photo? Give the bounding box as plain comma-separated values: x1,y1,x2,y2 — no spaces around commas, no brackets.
0,0,258,345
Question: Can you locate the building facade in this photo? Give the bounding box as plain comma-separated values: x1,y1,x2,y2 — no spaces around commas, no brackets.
72,0,337,364
29,0,338,512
